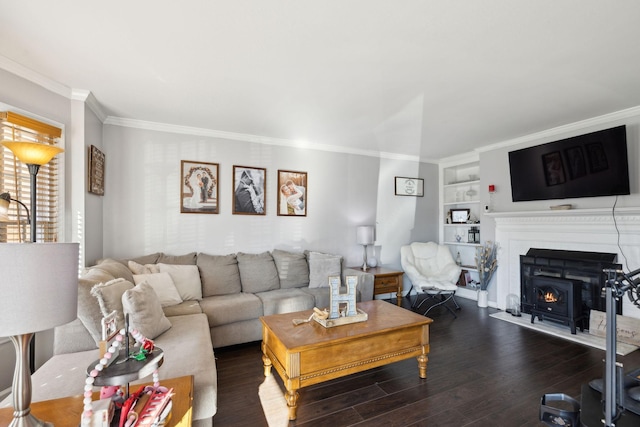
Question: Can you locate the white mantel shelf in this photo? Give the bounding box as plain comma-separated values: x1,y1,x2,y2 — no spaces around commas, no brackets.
486,207,640,218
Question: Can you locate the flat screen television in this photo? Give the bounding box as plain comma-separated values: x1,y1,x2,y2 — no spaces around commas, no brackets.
509,125,630,202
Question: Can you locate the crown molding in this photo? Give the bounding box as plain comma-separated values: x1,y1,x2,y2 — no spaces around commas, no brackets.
0,54,72,99
477,106,640,153
104,116,422,162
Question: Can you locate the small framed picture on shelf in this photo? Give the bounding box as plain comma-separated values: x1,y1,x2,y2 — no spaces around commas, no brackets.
450,208,470,223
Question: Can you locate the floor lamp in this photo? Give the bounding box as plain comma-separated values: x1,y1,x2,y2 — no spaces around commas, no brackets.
0,243,79,427
1,141,64,374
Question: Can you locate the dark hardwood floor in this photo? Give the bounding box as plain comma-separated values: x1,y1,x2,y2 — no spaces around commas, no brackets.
213,296,640,426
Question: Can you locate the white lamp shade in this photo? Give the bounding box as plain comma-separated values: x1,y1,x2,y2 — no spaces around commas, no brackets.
0,243,78,336
356,225,375,245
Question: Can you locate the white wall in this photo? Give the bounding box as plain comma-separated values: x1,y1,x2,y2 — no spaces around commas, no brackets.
102,125,439,275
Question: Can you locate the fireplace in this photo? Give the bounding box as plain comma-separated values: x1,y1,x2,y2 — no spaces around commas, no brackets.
531,276,584,334
520,248,621,330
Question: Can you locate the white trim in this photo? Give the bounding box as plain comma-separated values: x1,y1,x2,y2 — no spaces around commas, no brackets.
0,54,71,99
476,105,640,153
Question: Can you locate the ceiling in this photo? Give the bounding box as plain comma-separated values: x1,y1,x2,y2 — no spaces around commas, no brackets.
2,1,640,162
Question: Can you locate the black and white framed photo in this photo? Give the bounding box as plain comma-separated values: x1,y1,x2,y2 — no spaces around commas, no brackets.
394,176,424,197
233,165,266,215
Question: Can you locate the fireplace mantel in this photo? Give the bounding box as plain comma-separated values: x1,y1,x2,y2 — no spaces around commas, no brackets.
490,207,640,319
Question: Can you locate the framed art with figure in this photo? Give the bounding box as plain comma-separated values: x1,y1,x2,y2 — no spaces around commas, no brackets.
233,165,266,215
89,145,105,195
180,160,219,214
277,170,307,216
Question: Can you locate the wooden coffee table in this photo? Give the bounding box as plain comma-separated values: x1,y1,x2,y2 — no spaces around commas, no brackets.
0,375,193,427
260,300,432,420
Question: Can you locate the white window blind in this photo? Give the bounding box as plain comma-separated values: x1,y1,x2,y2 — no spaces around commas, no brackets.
1,111,62,243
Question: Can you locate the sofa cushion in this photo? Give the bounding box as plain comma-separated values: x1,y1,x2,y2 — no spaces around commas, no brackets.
88,258,135,283
133,272,183,307
122,281,172,339
162,300,203,317
256,289,315,316
158,252,197,265
197,253,242,296
128,260,160,274
237,251,280,293
272,249,310,289
199,293,263,326
128,252,162,265
90,278,135,330
158,263,202,300
307,251,343,288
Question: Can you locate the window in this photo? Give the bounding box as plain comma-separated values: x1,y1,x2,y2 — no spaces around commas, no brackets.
0,111,62,243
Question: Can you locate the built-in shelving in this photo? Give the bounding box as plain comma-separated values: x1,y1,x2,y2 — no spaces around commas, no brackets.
440,158,481,290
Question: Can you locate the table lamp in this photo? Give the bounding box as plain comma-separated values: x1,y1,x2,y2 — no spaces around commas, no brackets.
0,243,79,427
356,225,375,271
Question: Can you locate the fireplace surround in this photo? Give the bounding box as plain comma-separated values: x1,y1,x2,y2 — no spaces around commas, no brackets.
491,208,640,321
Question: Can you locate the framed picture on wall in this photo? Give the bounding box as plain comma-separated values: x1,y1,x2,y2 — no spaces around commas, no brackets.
233,165,266,215
277,170,307,216
180,160,219,214
394,176,424,196
89,145,105,195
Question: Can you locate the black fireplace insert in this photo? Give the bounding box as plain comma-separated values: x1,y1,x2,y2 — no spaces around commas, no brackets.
520,248,622,328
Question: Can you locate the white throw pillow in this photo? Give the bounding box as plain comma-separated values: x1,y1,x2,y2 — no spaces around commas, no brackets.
157,263,202,301
307,251,343,288
122,281,172,340
133,272,183,307
128,260,160,274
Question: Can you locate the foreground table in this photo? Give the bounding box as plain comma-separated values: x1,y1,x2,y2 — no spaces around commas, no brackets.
260,300,432,420
0,375,193,427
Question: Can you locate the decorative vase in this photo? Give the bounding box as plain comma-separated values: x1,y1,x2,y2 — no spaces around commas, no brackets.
477,290,488,308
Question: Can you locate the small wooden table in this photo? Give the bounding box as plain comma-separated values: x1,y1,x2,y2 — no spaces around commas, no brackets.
0,375,193,427
260,300,431,420
351,266,404,305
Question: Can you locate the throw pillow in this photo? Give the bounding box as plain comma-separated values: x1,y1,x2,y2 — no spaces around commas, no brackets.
132,272,183,307
128,260,160,275
307,251,343,288
157,263,202,300
121,281,172,339
272,249,310,289
90,278,135,329
197,253,242,296
236,251,280,293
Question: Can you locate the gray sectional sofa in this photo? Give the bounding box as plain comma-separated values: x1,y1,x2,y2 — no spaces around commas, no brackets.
2,249,373,427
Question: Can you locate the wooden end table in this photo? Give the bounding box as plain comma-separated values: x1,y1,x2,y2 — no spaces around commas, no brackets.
0,375,193,427
260,300,431,420
350,266,404,305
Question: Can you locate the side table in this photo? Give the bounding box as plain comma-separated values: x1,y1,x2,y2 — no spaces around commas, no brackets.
351,266,404,306
0,375,193,427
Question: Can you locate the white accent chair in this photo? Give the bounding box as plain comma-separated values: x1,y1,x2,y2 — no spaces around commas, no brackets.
401,242,462,318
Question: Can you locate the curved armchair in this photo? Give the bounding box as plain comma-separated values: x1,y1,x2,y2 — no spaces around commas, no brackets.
400,242,462,317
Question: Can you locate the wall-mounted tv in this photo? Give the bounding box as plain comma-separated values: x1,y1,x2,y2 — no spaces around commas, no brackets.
509,125,630,202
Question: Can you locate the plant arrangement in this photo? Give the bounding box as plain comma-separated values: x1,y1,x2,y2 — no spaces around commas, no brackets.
475,241,498,290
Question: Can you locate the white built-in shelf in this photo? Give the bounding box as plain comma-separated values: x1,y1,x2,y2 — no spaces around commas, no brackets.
444,241,482,247
443,179,480,188
443,200,480,206
444,223,480,227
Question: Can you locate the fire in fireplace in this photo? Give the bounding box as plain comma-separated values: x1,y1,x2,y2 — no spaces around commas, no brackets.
531,276,584,334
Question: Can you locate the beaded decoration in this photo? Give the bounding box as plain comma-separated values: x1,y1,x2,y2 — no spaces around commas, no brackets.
81,326,157,426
